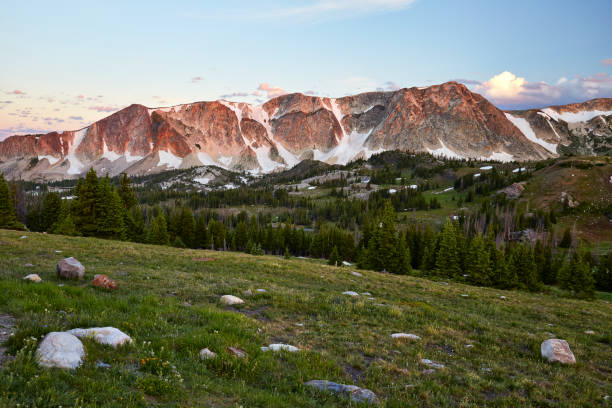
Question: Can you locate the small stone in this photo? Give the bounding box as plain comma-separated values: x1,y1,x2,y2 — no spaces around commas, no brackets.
465,344,474,348
200,348,217,360
55,250,62,253
37,332,85,369
305,380,377,404
500,296,507,299
67,327,133,348
461,294,469,297
422,368,436,374
350,271,362,277
182,301,192,307
541,339,576,364
391,333,421,340
226,346,246,358
243,289,253,296
92,274,117,290
23,274,42,283
57,257,85,280
220,295,245,305
585,330,595,335
342,291,359,297
361,292,372,296
260,343,299,352
19,235,27,239
256,288,267,293
420,358,445,369
96,360,111,369
24,263,34,267
295,323,304,327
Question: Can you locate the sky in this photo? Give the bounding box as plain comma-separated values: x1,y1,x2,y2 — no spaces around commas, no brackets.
1,0,611,139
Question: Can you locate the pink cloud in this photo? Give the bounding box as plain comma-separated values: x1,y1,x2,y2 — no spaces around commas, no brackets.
12,89,25,95
89,105,119,112
77,94,85,99
257,83,286,98
601,58,612,66
191,76,204,83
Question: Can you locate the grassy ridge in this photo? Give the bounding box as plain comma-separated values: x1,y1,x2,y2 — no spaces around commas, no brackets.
0,229,610,407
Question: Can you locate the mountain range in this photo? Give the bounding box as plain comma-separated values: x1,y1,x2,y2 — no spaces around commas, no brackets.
0,81,610,180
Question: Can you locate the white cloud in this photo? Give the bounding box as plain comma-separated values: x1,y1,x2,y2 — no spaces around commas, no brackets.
468,70,612,108
257,83,286,98
267,0,418,18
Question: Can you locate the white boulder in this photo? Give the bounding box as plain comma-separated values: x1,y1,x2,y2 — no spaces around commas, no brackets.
391,333,421,340
200,348,217,360
220,295,245,305
37,332,85,369
541,339,576,364
342,291,360,297
23,274,42,283
67,327,133,348
261,343,299,352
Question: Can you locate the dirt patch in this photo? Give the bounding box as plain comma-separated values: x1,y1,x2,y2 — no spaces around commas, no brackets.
239,306,271,322
0,314,16,366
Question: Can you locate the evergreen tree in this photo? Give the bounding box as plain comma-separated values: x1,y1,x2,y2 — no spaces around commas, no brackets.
52,201,80,236
234,221,248,251
435,219,461,277
40,192,62,231
118,173,137,209
559,227,572,248
195,215,208,249
178,207,195,248
328,245,340,266
465,234,491,286
72,168,99,236
508,243,539,291
284,247,291,259
149,213,170,245
594,252,612,292
558,250,595,299
0,174,24,230
95,176,125,239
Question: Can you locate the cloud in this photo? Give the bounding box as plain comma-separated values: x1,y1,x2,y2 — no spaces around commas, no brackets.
452,78,482,86
89,105,119,112
77,94,85,99
69,115,83,120
376,81,400,91
464,70,612,108
257,83,286,98
601,58,612,66
191,76,204,83
220,92,253,99
0,125,51,140
11,89,26,95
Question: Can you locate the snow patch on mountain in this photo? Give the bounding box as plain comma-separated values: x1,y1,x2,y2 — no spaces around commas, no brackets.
102,141,121,162
38,155,60,165
158,150,183,169
66,127,88,175
541,108,612,123
481,151,514,162
426,140,463,159
505,113,557,154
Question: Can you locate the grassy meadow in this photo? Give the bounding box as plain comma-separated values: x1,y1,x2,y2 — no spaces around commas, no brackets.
0,229,610,407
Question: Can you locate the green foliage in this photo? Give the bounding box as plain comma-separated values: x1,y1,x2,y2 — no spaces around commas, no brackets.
559,250,596,299
0,174,24,230
327,246,340,266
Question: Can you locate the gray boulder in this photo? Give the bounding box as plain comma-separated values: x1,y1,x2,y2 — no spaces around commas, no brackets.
541,339,576,364
57,257,85,279
305,380,377,404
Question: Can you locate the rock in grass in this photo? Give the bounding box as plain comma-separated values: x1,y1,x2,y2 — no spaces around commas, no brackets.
226,346,247,358
92,274,117,290
584,330,595,335
391,333,421,340
200,348,217,360
541,339,576,364
220,295,245,305
23,274,42,283
261,343,299,352
37,332,85,369
305,380,377,404
24,263,34,267
67,327,132,348
342,291,360,297
56,257,85,280
96,360,111,369
350,271,362,277
420,359,445,369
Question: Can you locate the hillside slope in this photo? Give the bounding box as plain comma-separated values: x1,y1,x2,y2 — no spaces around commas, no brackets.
0,230,610,407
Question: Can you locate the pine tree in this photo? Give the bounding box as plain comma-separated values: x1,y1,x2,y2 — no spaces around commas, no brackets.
0,173,24,230
178,207,195,248
40,192,62,231
435,219,461,277
234,221,248,251
558,250,595,299
284,247,291,259
52,201,80,236
328,245,340,266
559,227,572,248
118,173,137,210
465,234,491,286
72,168,99,236
508,243,539,291
95,176,125,239
594,252,612,292
195,215,208,249
149,213,169,245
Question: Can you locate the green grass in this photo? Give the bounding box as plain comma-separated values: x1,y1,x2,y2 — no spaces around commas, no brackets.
0,229,610,407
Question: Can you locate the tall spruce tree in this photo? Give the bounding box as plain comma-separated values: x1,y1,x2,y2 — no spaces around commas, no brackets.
594,252,612,292
40,192,62,231
72,168,99,236
466,234,492,286
0,174,24,230
149,213,169,245
178,206,196,248
558,250,595,299
435,219,461,277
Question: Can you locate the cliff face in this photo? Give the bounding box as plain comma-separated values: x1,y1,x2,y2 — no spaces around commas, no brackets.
2,81,609,180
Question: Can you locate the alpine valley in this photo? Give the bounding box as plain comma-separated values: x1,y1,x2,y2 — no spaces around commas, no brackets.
1,81,611,181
